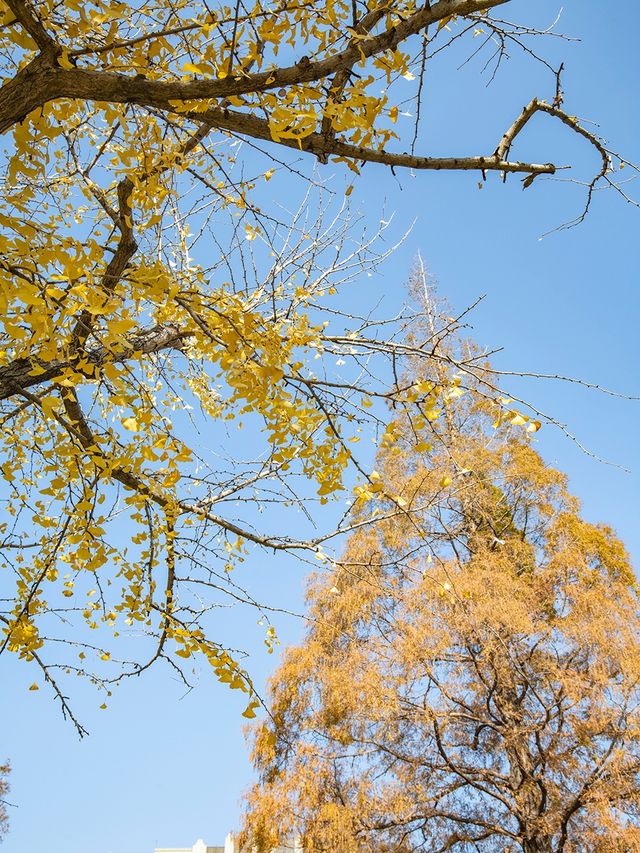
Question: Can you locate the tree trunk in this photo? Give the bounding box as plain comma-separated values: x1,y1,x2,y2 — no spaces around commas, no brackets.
494,678,553,853
522,835,553,853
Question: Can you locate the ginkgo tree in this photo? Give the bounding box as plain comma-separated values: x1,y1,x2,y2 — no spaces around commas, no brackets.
0,0,636,733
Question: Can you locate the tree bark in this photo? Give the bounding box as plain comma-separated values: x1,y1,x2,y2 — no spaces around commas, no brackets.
0,324,190,401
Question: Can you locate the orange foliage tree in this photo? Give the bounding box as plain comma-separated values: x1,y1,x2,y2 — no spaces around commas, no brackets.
243,320,640,852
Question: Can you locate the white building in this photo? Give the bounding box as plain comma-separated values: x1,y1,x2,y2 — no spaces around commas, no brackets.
154,834,301,853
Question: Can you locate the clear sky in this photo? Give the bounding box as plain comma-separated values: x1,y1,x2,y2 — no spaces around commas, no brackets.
2,2,639,852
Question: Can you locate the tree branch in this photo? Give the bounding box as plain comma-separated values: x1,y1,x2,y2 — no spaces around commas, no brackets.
0,0,509,133
0,323,191,402
2,0,56,51
186,105,556,176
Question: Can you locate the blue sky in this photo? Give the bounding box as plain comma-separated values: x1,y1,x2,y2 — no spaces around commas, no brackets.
2,2,639,851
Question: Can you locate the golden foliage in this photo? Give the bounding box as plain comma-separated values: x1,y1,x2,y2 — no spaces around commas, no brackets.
243,379,640,852
0,132,542,737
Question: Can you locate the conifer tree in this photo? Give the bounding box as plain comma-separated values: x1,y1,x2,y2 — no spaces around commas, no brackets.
242,298,640,853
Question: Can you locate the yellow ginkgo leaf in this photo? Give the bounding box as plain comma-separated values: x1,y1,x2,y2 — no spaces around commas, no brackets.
509,413,528,427
415,441,432,453
29,682,39,691
57,50,75,70
242,701,259,719
438,14,456,31
121,417,139,431
440,475,453,488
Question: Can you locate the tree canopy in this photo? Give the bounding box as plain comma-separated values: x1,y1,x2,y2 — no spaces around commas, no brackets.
242,320,640,852
0,0,636,732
